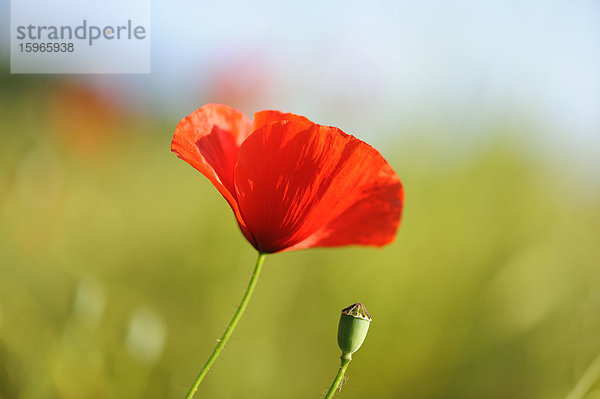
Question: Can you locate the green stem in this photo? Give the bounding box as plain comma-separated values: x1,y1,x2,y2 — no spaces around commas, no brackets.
566,351,600,399
324,355,352,399
184,252,267,399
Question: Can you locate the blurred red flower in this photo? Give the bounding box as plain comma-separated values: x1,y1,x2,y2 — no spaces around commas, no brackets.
172,104,404,253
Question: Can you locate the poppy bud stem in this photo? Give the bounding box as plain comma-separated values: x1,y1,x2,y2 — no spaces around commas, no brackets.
184,252,267,399
324,356,352,399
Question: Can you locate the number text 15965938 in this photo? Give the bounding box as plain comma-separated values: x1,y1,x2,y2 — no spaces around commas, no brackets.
19,42,74,52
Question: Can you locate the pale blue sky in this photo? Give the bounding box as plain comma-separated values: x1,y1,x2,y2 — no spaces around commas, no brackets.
2,0,599,169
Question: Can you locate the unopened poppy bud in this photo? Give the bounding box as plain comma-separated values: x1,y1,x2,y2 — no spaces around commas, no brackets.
337,302,372,358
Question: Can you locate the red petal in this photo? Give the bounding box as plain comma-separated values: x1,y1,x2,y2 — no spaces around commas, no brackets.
253,110,312,131
171,104,256,245
234,120,403,253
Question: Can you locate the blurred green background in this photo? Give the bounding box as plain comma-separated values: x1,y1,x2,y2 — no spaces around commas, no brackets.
1,73,599,399
1,1,600,398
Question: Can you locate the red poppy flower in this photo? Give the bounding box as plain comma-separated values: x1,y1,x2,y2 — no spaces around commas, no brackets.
172,104,404,254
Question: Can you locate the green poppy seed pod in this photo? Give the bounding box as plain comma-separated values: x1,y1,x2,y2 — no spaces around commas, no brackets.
337,302,372,358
